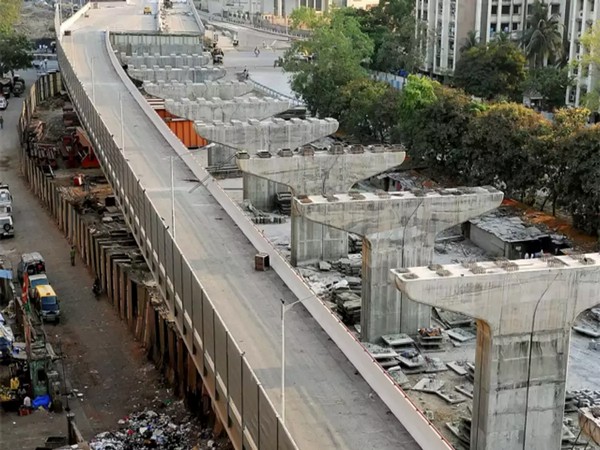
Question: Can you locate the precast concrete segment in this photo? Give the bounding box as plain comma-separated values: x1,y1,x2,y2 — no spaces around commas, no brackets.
143,80,254,101
165,96,291,122
293,188,503,341
194,117,339,152
127,65,225,83
236,146,406,265
391,255,600,450
122,52,212,68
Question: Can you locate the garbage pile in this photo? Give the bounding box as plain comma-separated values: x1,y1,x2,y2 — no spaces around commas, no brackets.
90,410,207,450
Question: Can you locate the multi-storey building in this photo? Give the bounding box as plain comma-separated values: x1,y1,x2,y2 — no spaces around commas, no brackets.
416,0,478,75
566,0,598,106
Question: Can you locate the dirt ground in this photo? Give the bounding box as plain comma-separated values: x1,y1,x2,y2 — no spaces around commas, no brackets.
0,70,181,449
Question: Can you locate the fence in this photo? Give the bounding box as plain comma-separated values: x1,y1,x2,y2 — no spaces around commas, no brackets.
370,70,407,90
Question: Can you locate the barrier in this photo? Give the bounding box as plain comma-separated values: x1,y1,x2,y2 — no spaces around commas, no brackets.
187,0,206,34
54,7,297,450
246,78,303,107
55,4,453,450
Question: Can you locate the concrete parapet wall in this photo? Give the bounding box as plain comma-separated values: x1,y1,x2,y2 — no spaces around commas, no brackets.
165,96,290,122
128,65,225,83
123,52,211,68
144,80,254,101
110,32,204,56
195,117,339,152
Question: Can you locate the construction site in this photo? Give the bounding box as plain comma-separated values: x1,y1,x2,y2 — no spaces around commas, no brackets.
1,1,599,450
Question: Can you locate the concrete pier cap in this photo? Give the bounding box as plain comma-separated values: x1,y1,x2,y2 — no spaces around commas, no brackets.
391,254,600,450
293,187,503,341
236,144,407,265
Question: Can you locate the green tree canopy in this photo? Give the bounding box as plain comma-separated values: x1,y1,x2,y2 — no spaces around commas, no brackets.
0,31,33,77
289,6,324,30
579,23,600,110
521,66,573,110
283,10,373,118
0,0,22,34
453,40,527,100
462,103,550,201
339,78,401,143
561,125,600,234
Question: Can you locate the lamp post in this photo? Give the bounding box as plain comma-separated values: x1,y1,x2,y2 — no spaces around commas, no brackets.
91,57,96,102
280,296,313,424
120,92,125,153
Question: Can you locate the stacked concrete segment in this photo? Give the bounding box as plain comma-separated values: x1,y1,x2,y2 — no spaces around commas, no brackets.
122,52,212,68
392,254,600,450
128,65,225,83
194,117,339,152
238,145,406,265
165,96,291,122
143,80,254,101
294,188,503,341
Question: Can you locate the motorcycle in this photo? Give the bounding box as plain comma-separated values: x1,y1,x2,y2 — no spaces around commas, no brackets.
92,278,101,299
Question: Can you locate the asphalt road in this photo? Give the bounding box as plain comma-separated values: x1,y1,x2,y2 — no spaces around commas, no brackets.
64,2,420,449
0,71,172,449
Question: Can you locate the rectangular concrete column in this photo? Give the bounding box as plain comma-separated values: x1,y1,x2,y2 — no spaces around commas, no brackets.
291,213,348,266
473,322,570,450
362,238,433,341
242,173,289,211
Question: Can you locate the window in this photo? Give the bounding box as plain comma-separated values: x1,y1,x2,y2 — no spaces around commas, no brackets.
512,22,519,30
501,23,509,31
491,5,498,14
501,5,510,14
551,4,559,14
514,5,521,14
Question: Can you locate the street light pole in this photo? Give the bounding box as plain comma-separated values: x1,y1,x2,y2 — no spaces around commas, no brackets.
120,92,125,153
91,57,96,103
170,156,176,240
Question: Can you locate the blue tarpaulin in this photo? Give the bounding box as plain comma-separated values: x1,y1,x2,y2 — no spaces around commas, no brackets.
0,269,12,279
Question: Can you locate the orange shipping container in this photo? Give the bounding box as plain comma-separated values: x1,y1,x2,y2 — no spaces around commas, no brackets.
150,102,208,148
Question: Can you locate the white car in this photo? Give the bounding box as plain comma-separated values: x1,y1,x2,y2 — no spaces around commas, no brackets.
0,97,7,110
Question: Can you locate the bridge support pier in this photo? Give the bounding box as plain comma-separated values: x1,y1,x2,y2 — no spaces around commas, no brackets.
294,188,502,341
392,255,600,450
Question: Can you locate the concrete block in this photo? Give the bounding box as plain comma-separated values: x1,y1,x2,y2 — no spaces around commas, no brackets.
164,96,291,122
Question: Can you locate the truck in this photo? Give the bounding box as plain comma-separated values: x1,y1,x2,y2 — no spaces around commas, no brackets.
0,78,11,99
12,76,24,97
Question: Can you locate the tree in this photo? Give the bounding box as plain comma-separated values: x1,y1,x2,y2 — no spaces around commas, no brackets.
453,40,527,100
521,66,573,110
462,103,550,201
460,30,479,54
537,107,589,215
406,86,481,179
521,0,563,68
339,78,401,143
0,31,33,77
0,0,22,34
393,75,438,142
561,125,600,234
579,23,600,110
283,11,373,118
289,6,323,30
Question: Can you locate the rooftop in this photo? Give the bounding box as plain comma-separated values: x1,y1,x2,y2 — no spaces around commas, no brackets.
469,210,548,243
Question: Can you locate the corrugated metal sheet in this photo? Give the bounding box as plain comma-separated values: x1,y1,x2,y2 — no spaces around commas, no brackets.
149,101,207,148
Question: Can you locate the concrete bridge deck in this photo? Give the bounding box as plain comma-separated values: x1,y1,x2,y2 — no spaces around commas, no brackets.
61,1,420,449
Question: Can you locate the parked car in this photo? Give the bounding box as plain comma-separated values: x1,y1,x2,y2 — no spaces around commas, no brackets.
17,252,45,283
0,215,14,239
0,184,13,214
33,285,60,323
27,273,49,301
0,96,7,111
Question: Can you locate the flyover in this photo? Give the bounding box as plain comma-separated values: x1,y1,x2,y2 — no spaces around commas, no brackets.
55,2,450,450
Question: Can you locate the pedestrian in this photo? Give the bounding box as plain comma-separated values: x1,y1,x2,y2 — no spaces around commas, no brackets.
0,115,4,130
70,245,76,266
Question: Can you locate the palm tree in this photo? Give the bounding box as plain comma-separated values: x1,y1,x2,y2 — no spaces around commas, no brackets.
521,0,563,68
460,30,479,53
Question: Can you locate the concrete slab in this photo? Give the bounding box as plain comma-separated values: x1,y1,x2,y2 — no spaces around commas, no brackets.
123,52,211,68
165,96,290,121
144,80,254,101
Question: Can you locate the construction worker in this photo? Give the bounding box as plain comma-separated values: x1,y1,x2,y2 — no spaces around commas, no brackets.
70,245,76,266
0,115,4,129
